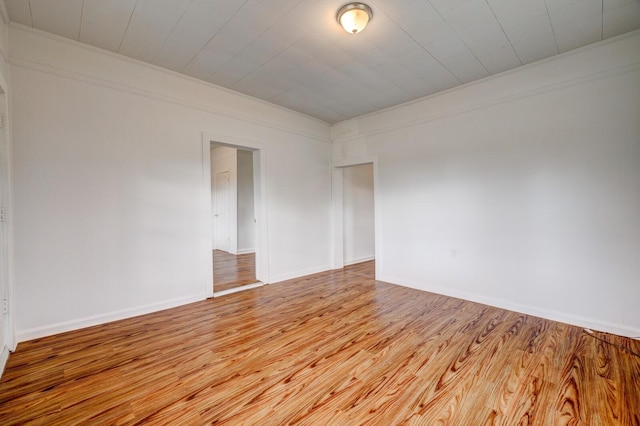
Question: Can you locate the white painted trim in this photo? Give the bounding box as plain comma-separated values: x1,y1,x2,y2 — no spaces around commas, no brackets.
10,58,330,144
8,24,331,143
331,30,640,142
201,138,215,298
380,274,640,339
332,157,381,278
333,156,377,168
0,346,8,378
0,67,15,354
254,148,270,285
203,132,267,152
334,63,640,142
269,265,331,285
213,282,263,298
372,160,382,281
236,248,256,255
202,132,270,293
344,256,375,266
330,166,343,270
15,294,204,343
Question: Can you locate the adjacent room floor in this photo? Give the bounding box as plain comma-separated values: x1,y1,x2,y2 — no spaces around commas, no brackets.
213,249,258,293
1,261,639,424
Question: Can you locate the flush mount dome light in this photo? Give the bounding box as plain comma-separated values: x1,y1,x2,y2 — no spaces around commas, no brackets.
337,3,373,34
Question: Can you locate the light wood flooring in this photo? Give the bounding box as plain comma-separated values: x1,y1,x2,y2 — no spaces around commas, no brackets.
342,260,375,279
1,261,639,424
213,250,257,293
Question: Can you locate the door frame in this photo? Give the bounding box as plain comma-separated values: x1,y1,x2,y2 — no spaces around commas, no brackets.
202,132,269,298
0,70,15,367
332,156,380,278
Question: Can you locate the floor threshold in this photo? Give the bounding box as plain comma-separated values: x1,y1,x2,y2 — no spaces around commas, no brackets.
213,282,263,298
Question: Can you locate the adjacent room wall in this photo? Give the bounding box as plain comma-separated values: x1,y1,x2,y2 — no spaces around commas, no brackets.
209,147,256,255
10,26,332,341
237,150,255,254
342,164,374,265
332,31,640,337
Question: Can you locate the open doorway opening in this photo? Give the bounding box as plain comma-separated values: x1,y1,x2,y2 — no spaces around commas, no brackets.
210,145,259,294
342,163,375,279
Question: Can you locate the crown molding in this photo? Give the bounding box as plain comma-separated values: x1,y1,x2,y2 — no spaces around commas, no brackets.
8,23,333,144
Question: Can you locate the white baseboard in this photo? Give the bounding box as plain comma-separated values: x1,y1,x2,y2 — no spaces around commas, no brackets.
0,346,9,379
269,265,331,284
15,294,205,343
379,274,640,339
214,282,263,297
344,256,375,266
236,248,256,255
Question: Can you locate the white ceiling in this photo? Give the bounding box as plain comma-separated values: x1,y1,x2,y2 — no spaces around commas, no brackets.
4,0,640,123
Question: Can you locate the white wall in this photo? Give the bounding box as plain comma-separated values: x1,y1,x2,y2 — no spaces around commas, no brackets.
237,150,255,254
210,146,237,253
332,30,640,338
0,11,13,374
343,164,374,265
10,26,332,341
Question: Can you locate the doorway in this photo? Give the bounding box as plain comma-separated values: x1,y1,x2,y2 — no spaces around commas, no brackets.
332,158,378,279
205,136,266,297
342,163,375,277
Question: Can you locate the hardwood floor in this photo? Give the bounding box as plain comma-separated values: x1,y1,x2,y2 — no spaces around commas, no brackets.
1,262,639,425
343,259,375,279
213,250,258,293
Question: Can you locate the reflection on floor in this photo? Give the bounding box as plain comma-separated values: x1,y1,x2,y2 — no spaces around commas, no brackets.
213,250,258,293
343,260,375,279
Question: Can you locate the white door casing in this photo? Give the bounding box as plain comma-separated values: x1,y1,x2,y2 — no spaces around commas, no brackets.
0,82,13,372
202,132,270,298
332,156,380,278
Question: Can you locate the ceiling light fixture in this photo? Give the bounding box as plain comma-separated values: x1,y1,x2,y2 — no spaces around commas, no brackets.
337,3,373,35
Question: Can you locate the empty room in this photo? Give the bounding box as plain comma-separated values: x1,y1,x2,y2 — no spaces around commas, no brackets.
0,0,639,424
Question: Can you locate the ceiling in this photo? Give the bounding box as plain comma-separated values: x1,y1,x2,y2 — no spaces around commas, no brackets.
4,0,640,124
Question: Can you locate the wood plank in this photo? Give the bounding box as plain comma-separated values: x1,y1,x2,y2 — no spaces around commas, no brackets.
1,262,638,424
213,249,258,292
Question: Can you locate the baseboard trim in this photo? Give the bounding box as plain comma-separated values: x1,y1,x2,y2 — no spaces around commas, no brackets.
15,294,205,343
379,274,640,339
236,249,256,255
269,265,331,284
344,256,375,266
213,282,263,297
0,346,9,379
